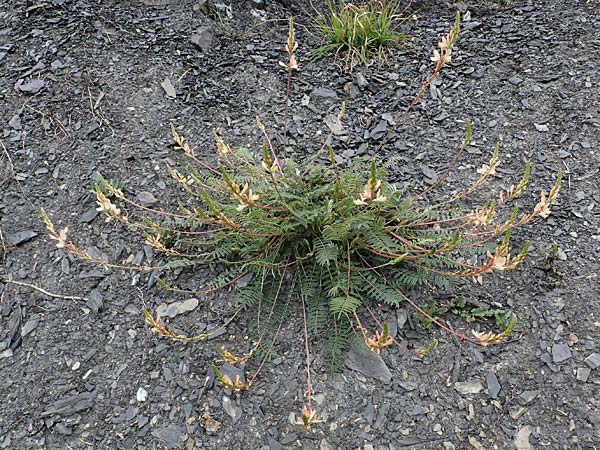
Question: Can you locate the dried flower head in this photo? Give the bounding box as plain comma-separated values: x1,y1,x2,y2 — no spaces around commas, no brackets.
365,325,394,354
51,226,69,249
96,191,127,223
213,131,232,159
354,178,387,206
431,48,451,64
295,407,322,431
236,183,260,211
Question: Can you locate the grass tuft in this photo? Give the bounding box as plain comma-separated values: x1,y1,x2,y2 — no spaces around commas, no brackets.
311,0,409,69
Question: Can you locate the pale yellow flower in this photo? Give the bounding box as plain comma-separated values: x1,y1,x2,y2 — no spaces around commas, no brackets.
533,191,551,218
96,191,124,222
477,163,497,176
50,226,69,249
236,183,259,211
295,407,322,431
439,34,452,49
431,49,452,64
354,179,387,206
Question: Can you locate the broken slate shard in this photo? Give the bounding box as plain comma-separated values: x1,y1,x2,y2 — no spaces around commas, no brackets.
551,343,572,363
16,79,46,94
155,298,199,319
21,316,41,338
7,230,38,246
161,78,176,98
486,371,501,399
584,353,600,370
190,26,213,52
136,191,158,205
152,424,188,449
41,391,96,417
222,396,242,422
345,345,392,384
454,380,484,395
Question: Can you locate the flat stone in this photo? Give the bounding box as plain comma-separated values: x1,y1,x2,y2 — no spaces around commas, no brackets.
79,207,99,223
220,363,245,385
419,164,438,182
354,72,368,88
86,289,104,313
552,343,572,363
268,437,284,450
161,78,176,98
136,191,158,205
156,298,199,319
576,367,591,382
454,381,484,395
136,387,148,402
345,345,392,384
369,120,387,140
152,424,188,449
343,81,359,98
125,406,138,420
324,114,346,136
311,87,338,99
190,26,213,52
21,316,40,337
519,390,539,405
508,76,524,85
7,230,38,246
486,372,501,399
584,352,600,369
8,114,22,130
17,79,45,94
364,399,375,424
320,439,335,450
515,426,532,450
41,391,96,417
534,123,549,132
222,396,242,422
79,270,106,279
408,404,427,416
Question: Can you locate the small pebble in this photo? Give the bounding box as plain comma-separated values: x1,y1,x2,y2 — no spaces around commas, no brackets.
136,387,148,402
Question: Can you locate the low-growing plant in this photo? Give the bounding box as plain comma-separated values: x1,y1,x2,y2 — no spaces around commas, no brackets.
310,0,409,69
42,14,561,429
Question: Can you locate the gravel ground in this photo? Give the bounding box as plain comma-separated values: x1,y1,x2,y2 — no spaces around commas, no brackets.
1,0,599,449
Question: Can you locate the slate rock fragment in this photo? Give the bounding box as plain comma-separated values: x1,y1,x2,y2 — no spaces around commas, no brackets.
41,391,96,417
369,120,387,140
222,396,242,422
155,298,199,319
576,367,591,382
486,371,501,398
161,78,176,98
7,230,37,246
311,87,338,99
519,390,539,405
8,114,22,130
454,381,484,395
16,79,45,94
584,353,600,369
345,345,392,384
152,424,188,449
551,343,572,363
190,26,213,52
267,437,284,450
21,315,40,337
79,206,99,223
136,191,158,205
86,289,104,313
